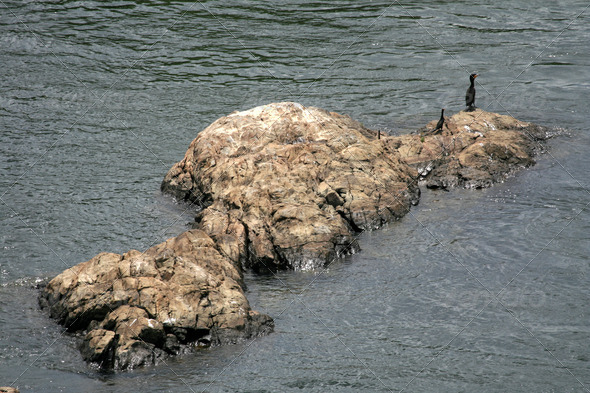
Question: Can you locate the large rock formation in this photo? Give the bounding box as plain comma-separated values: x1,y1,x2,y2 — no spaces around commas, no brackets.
39,230,273,370
40,102,548,371
161,102,420,271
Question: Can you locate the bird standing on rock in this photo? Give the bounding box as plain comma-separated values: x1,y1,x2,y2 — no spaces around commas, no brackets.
432,108,445,133
465,73,478,111
419,108,445,139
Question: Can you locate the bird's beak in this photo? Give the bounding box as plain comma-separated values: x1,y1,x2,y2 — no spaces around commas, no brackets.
474,74,479,78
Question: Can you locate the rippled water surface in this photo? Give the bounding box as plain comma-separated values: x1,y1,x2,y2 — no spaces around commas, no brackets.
1,1,589,392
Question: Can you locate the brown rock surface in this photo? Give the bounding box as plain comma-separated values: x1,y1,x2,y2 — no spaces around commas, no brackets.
162,102,421,271
396,108,549,189
39,229,273,370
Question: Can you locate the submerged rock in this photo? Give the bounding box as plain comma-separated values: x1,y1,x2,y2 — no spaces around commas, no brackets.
39,230,273,370
162,102,420,271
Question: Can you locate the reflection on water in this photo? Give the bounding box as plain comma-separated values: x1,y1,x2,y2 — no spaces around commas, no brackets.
1,1,589,391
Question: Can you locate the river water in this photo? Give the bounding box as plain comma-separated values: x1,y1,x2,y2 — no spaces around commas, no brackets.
1,1,589,392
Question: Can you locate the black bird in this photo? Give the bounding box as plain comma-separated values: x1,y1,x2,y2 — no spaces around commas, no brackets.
465,73,478,111
433,108,445,133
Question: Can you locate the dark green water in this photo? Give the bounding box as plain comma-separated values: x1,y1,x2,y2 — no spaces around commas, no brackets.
1,1,589,392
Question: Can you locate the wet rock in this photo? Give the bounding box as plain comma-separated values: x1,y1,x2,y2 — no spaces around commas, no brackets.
79,329,117,366
162,102,420,271
40,230,273,370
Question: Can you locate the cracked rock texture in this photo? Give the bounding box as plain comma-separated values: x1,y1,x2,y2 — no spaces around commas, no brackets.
161,102,420,271
39,230,273,370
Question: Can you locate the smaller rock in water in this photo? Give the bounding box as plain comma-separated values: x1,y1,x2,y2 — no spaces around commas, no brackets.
397,108,549,189
39,229,273,370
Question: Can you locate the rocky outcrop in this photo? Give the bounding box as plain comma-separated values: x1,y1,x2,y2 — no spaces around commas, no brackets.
397,108,549,189
162,102,420,271
39,230,273,370
0,388,19,393
162,103,548,271
40,102,548,371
